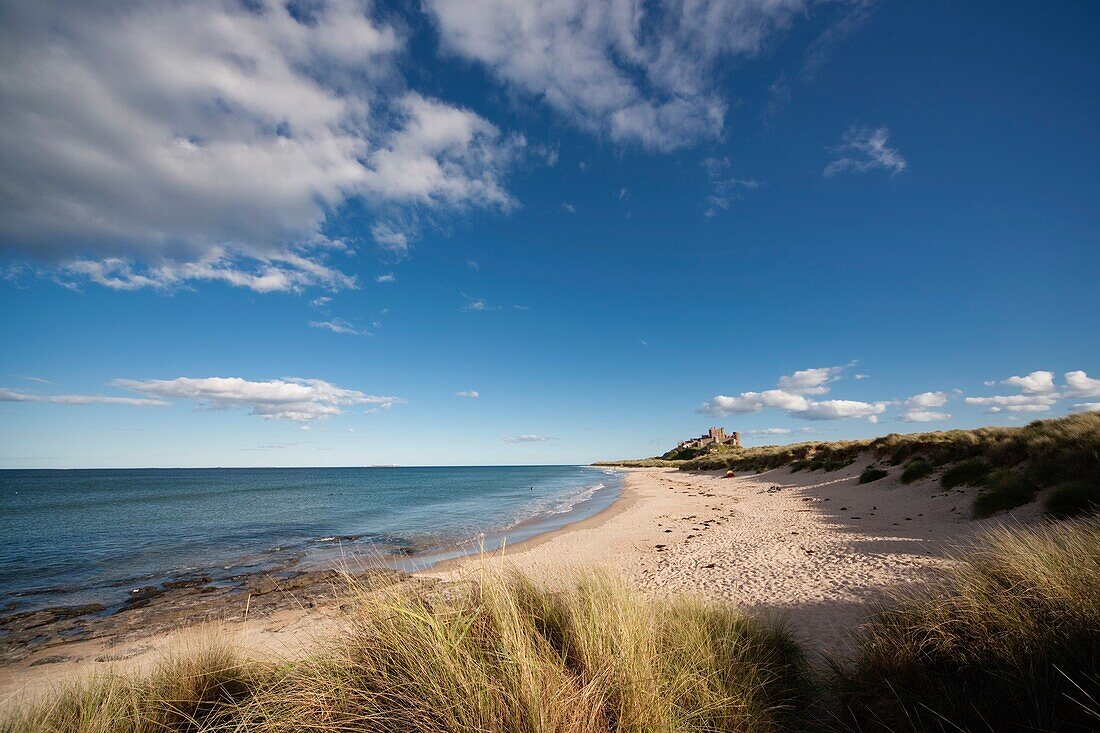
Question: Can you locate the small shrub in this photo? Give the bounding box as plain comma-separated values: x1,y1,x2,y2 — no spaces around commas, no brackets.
900,459,933,484
823,459,851,472
940,458,991,489
972,470,1038,518
859,467,888,484
1045,480,1100,518
808,459,825,471
789,459,810,473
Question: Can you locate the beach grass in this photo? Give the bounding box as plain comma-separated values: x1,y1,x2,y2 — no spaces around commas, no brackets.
972,469,1039,518
680,412,1100,518
833,518,1100,732
3,570,810,733
857,467,888,484
899,458,934,484
6,520,1100,732
939,457,990,489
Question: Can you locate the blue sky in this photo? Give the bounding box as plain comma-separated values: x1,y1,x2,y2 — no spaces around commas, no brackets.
1,0,1098,468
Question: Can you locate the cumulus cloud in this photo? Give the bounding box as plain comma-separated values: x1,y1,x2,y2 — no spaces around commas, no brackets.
113,376,402,421
777,365,847,395
375,273,396,283
0,387,167,407
964,394,1058,413
699,364,885,421
456,390,480,398
1002,370,1056,394
0,0,520,292
899,391,951,422
1065,370,1100,398
824,126,906,178
503,434,555,443
426,0,808,152
961,370,1089,413
1070,403,1100,413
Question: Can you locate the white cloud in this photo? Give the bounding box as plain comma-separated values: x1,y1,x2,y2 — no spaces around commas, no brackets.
897,407,950,420
1070,403,1100,413
747,427,815,436
426,0,806,152
0,1,520,292
798,400,886,421
309,319,370,336
960,369,1100,413
777,365,847,395
503,434,555,443
1002,371,1056,394
824,126,907,178
375,273,396,283
964,394,1058,413
906,391,948,408
563,202,577,214
699,364,885,421
456,390,480,398
310,296,332,308
899,391,950,422
0,387,167,407
113,376,402,422
1065,370,1100,398
854,373,869,380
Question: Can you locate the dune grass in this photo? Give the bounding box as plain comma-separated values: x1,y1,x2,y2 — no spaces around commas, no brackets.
939,457,990,489
6,520,1100,732
681,412,1100,518
972,470,1039,518
899,458,934,484
3,571,810,733
858,467,888,484
834,518,1100,733
1046,479,1100,518
1,634,256,733
592,458,685,468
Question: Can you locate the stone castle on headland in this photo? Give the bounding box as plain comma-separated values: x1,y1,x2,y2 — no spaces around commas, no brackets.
677,427,741,450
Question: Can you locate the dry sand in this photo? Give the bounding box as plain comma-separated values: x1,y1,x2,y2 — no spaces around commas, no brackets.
0,460,1043,704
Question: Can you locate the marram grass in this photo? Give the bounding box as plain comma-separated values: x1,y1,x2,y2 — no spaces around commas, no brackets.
6,520,1098,732
2,570,809,733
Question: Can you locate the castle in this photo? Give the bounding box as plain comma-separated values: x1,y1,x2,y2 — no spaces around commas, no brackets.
677,427,741,450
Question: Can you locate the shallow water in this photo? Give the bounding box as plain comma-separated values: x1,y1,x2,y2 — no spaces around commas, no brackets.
0,465,622,613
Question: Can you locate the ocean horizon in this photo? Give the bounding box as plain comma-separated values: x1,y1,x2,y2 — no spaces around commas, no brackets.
0,465,623,616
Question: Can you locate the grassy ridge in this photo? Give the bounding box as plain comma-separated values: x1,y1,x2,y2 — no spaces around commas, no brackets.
682,413,1100,517
5,522,1099,732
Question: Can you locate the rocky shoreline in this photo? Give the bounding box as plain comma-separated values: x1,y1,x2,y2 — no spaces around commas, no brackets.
0,566,405,667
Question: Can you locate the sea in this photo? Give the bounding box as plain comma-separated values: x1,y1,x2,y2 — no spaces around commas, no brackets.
0,465,623,615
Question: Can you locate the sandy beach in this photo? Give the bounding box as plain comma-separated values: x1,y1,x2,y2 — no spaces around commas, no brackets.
433,463,1043,652
0,461,1043,703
